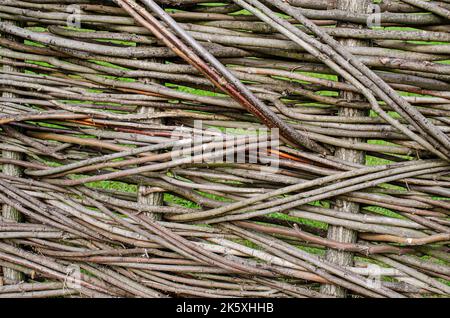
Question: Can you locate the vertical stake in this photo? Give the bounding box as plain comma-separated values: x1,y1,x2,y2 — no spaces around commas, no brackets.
1,19,25,284
320,0,372,298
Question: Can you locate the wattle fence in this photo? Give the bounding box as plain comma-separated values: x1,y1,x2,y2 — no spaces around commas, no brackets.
0,0,449,298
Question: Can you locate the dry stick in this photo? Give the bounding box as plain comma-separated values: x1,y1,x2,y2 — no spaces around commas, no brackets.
131,269,279,297
0,282,64,294
0,192,87,238
389,254,450,277
0,111,89,125
253,0,448,157
78,263,165,298
320,0,370,298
